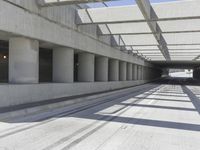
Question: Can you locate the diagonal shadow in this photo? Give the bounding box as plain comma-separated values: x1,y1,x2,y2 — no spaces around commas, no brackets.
83,114,200,132
140,96,190,102
4,84,161,124
149,93,188,97
119,103,196,112
182,86,200,115
157,91,185,94
139,97,191,103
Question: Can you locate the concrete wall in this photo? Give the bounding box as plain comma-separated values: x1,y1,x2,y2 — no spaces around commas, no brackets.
0,80,149,108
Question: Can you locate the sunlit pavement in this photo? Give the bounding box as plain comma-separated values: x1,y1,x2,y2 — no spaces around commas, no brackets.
169,71,193,78
0,78,200,150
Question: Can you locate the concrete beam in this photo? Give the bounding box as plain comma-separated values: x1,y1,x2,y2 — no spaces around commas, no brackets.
76,16,200,25
135,0,170,61
99,30,200,36
37,0,115,7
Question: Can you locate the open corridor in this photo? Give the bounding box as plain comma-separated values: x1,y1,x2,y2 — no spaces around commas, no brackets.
0,78,200,150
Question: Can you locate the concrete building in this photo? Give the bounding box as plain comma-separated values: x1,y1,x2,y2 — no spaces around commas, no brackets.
0,0,200,150
0,0,199,108
0,0,163,108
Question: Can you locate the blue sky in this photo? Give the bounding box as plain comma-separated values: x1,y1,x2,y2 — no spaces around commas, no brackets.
88,0,179,8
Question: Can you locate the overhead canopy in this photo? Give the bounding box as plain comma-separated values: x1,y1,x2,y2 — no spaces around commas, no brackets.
76,0,200,61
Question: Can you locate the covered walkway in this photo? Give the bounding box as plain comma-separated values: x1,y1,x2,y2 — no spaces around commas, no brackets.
0,78,200,150
0,0,200,149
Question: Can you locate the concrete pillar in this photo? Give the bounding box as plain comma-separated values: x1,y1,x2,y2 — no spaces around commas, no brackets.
53,47,74,83
9,37,39,84
95,56,108,82
119,61,127,81
137,66,141,80
127,63,132,80
193,68,200,79
141,66,144,80
78,53,95,82
132,64,137,80
145,67,148,80
109,59,119,81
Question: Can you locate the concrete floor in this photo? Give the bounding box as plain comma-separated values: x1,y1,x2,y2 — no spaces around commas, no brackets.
0,78,200,150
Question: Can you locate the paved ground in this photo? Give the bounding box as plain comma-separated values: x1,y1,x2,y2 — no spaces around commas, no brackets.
0,78,200,150
169,71,193,78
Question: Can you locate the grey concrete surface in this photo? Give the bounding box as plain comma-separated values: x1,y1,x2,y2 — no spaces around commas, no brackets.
0,78,199,150
137,66,142,80
9,37,39,84
53,47,74,83
95,56,108,82
132,64,138,80
78,53,95,82
126,63,132,81
119,61,127,81
108,59,119,81
0,80,148,108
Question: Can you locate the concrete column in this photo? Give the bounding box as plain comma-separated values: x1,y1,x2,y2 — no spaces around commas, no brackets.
193,68,200,79
78,53,95,82
95,56,108,82
127,63,132,80
132,64,137,80
53,47,74,83
9,37,39,84
109,59,119,81
145,67,148,80
119,61,127,81
137,66,141,80
140,66,143,80
141,66,144,80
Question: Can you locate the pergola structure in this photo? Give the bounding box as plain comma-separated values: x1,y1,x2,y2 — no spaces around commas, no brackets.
38,0,200,62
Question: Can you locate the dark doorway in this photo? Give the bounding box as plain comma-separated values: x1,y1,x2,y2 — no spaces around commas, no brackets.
74,54,78,82
39,48,53,83
0,40,8,83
